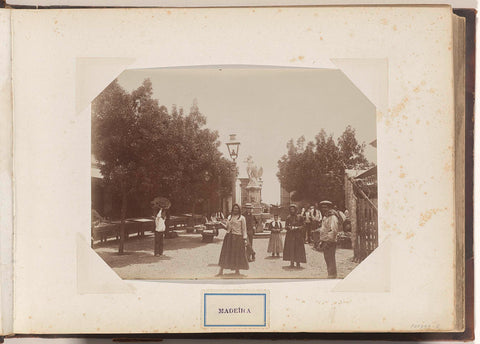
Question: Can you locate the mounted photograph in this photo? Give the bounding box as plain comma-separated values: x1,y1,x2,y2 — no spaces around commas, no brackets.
91,68,378,280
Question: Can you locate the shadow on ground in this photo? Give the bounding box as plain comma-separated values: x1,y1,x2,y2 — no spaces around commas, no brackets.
94,232,222,269
94,232,221,251
93,230,359,279
264,255,282,260
96,251,173,268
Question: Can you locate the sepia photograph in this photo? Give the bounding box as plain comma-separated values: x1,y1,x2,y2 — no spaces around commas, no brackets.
91,68,378,280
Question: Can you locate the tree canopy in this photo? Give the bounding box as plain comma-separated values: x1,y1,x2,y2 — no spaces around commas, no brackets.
277,126,372,207
92,78,235,219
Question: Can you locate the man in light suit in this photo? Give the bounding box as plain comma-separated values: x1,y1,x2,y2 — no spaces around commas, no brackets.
319,201,339,278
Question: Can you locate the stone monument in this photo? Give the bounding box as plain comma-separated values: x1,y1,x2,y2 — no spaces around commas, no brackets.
239,156,263,216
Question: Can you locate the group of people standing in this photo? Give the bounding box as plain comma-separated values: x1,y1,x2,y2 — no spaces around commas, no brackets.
281,202,341,278
216,201,343,278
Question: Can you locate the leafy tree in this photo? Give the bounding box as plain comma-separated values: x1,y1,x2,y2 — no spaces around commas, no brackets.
277,126,371,208
92,79,140,253
129,80,171,214
92,79,235,252
338,125,370,169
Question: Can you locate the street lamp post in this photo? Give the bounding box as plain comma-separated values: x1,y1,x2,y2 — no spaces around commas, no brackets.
226,134,240,208
203,170,212,215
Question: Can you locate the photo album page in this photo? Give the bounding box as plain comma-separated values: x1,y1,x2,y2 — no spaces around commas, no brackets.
0,5,466,334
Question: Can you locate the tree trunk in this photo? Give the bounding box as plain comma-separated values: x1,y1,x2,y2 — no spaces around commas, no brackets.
119,189,128,254
192,195,197,216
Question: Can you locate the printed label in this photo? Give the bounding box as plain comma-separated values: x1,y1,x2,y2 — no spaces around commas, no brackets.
203,291,269,328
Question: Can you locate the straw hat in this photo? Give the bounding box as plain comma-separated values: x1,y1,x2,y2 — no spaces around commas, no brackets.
319,200,333,207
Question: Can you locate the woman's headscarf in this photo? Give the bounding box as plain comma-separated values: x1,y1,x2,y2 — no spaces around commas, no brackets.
230,203,242,220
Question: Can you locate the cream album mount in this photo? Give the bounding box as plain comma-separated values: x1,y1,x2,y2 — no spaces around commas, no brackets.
0,5,472,337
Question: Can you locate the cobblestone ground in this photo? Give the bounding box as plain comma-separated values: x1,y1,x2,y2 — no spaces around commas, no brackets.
94,230,358,280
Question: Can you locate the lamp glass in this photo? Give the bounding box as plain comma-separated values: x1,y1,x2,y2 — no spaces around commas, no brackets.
226,141,240,161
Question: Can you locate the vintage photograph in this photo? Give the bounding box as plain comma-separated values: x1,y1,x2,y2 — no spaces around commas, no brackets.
91,68,378,279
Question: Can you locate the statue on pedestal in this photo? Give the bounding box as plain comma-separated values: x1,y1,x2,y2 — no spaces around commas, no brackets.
242,156,263,221
238,156,271,233
246,156,263,188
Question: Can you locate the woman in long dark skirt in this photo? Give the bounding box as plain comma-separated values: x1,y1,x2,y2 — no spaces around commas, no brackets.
217,204,249,276
283,204,307,268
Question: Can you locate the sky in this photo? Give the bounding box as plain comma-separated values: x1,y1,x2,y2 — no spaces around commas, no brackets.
117,68,376,205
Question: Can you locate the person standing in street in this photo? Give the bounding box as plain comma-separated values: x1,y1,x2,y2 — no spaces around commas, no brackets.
312,204,322,227
217,204,249,276
304,206,312,244
154,207,166,256
311,205,323,244
344,209,350,221
299,207,306,222
267,214,283,257
304,205,321,244
244,203,258,262
212,209,225,222
333,205,345,230
319,200,339,278
283,204,306,268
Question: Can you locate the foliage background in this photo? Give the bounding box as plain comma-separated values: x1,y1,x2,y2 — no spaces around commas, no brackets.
277,126,372,208
92,79,235,219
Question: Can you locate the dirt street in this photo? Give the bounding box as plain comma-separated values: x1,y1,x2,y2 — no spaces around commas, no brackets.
95,229,358,280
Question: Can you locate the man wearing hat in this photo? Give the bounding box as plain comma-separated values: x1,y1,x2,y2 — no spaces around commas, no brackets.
243,203,258,262
319,200,339,278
